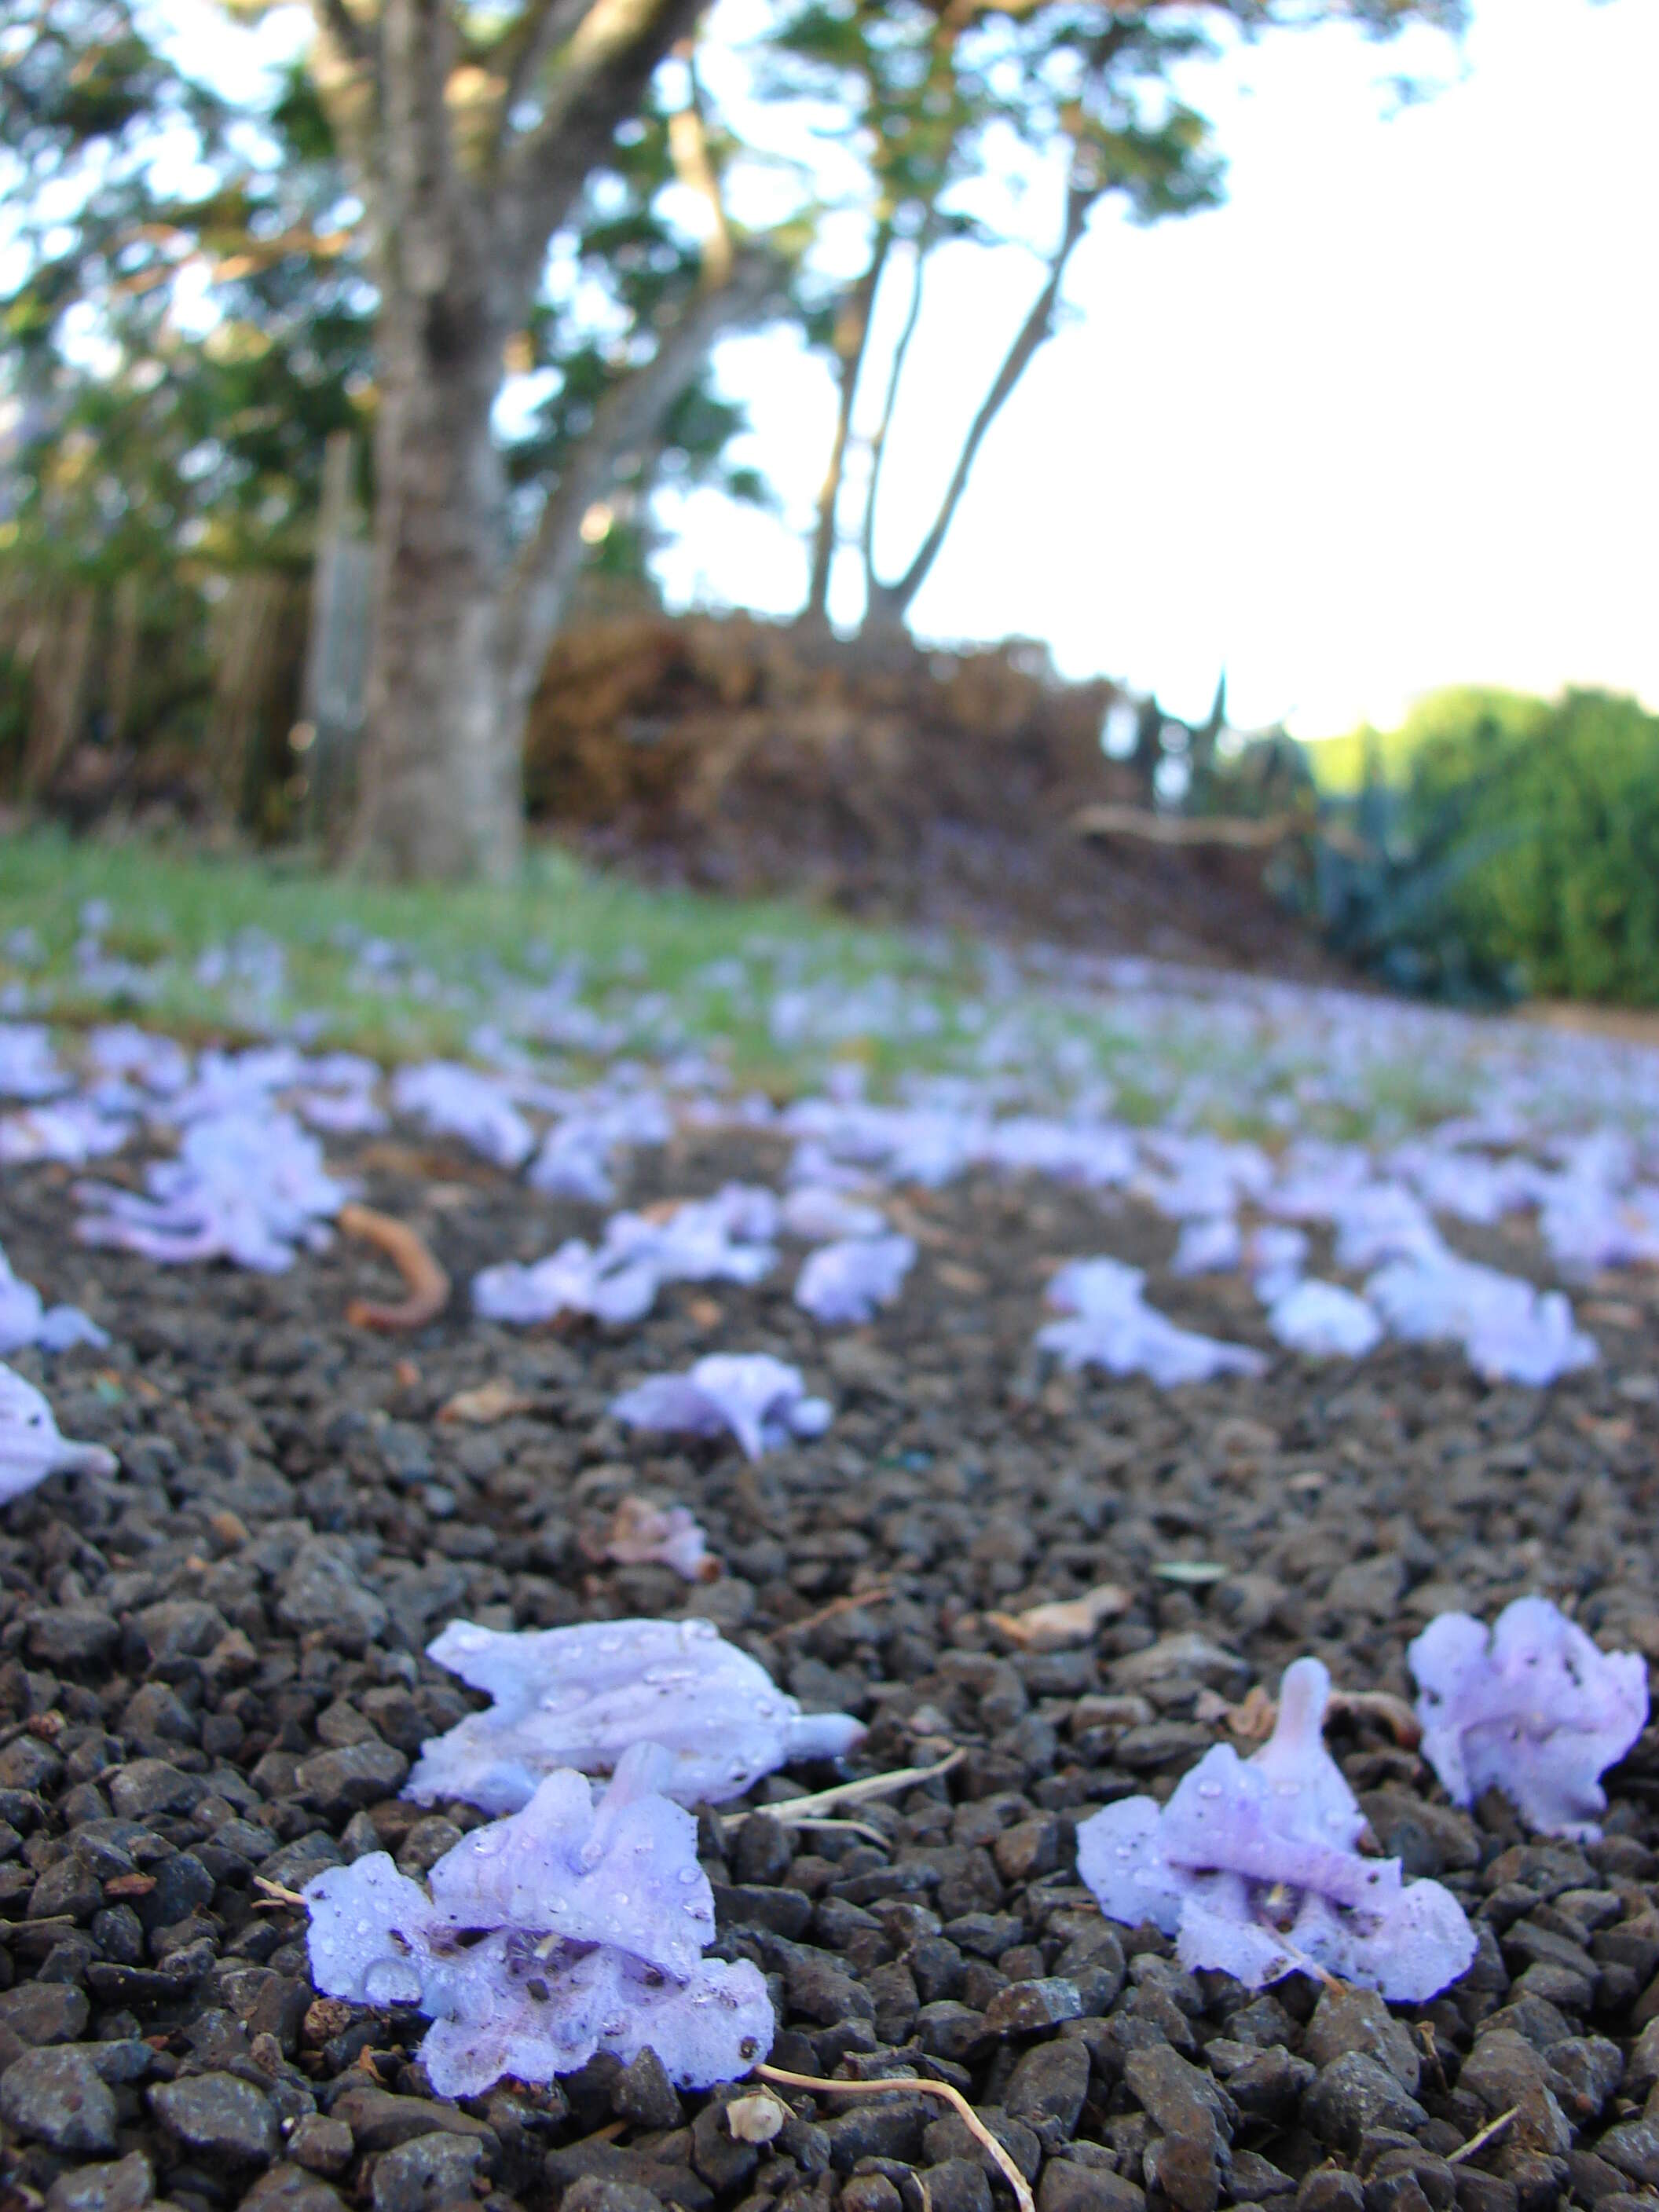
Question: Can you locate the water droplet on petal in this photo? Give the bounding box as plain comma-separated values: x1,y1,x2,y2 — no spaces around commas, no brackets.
1196,1781,1221,1799
363,1955,423,2007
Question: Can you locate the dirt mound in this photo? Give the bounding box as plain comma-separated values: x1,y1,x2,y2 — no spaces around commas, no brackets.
526,615,1339,975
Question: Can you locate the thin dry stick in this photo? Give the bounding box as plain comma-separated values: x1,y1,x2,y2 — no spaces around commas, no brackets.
253,1876,309,1910
776,1584,895,1637
722,1749,962,1831
340,1202,452,1330
755,2065,1033,2212
1448,2106,1518,2166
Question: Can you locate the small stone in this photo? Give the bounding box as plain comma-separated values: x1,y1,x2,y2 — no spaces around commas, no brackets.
982,1978,1083,2036
1305,1989,1423,2094
107,1760,204,1821
293,1740,409,1817
1302,2054,1429,2155
1037,2163,1147,2212
841,2177,903,2212
690,2094,760,2192
328,2084,498,2155
0,1981,90,2045
133,1600,231,1665
917,2001,992,2061
25,1610,121,1668
1123,2045,1236,2146
44,2151,154,2212
1448,2176,1516,2212
149,2071,279,2164
242,2164,350,2212
1004,2037,1090,2146
290,2115,354,2177
1296,2169,1364,2212
1144,2132,1221,2212
559,2181,667,2212
994,1818,1062,1883
277,1540,388,1650
0,2046,119,2153
922,2160,993,2212
370,2131,485,2212
612,2046,683,2131
1597,2119,1659,2189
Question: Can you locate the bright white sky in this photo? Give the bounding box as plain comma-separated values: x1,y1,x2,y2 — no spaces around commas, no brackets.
656,0,1659,737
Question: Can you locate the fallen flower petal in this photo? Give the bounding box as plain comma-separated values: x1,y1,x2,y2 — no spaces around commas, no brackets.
1077,1656,1476,2001
407,1614,866,1811
0,1364,119,1502
1409,1595,1647,1839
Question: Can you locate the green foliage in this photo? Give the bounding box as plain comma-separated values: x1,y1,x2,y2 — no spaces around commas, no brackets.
1405,688,1659,1003
1298,687,1659,1005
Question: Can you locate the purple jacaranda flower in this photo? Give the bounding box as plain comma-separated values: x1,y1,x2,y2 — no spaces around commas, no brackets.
306,1741,772,2097
406,1615,864,1813
1077,1657,1476,2000
0,1364,118,1502
1409,1595,1648,1840
611,1353,828,1462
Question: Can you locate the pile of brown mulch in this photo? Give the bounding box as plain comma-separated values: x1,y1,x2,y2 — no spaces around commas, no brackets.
526,620,1339,980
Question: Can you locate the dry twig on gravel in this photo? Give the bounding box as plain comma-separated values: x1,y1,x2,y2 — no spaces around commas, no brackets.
755,2064,1035,2212
340,1201,452,1330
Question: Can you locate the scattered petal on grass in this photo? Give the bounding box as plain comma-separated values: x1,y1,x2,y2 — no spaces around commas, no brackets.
794,1233,917,1325
1409,1595,1649,1839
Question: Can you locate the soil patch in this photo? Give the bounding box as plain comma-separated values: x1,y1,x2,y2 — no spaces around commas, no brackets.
527,620,1342,980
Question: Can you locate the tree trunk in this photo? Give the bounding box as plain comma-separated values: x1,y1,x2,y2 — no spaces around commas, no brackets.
350,291,522,881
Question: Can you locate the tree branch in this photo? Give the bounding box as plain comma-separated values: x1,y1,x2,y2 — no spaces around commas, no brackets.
803,222,890,628
857,225,929,588
495,0,705,306
498,249,782,725
668,42,731,290
866,181,1094,628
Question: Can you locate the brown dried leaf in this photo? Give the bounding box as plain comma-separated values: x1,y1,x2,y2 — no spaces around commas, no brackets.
438,1379,537,1426
987,1582,1132,1652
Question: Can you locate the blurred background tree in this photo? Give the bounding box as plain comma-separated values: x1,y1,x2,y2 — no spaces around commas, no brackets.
2,0,1467,879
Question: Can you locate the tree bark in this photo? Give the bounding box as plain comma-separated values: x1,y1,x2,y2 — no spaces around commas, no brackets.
350,280,523,880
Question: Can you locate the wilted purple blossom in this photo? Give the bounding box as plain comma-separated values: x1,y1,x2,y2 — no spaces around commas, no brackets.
0,1364,118,1502
1365,1251,1597,1385
793,1233,916,1324
474,1188,777,1328
0,1249,107,1357
390,1062,534,1169
780,1185,887,1242
306,1741,772,2097
0,1024,69,1101
1265,1280,1382,1359
1170,1216,1243,1277
406,1615,864,1812
0,1098,134,1166
610,1353,830,1461
1038,1258,1266,1389
1077,1657,1476,2000
1409,1596,1648,1839
74,1111,351,1271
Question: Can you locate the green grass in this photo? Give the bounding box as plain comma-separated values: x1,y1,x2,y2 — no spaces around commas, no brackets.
0,827,983,1085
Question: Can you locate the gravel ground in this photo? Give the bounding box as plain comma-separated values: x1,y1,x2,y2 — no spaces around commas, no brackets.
3,1126,1659,2212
